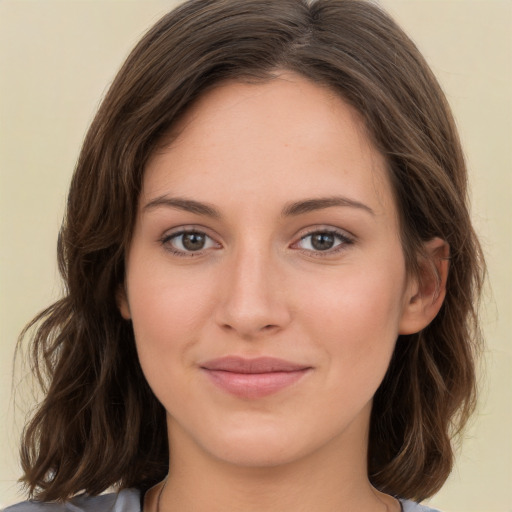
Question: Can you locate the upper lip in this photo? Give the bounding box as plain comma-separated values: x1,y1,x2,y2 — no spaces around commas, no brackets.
200,356,310,374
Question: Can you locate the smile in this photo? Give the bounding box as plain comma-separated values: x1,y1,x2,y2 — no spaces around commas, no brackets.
200,356,312,399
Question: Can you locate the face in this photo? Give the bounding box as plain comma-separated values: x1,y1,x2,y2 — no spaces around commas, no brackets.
120,73,419,471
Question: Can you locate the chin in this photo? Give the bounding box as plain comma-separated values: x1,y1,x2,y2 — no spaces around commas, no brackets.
181,417,313,469
196,416,345,470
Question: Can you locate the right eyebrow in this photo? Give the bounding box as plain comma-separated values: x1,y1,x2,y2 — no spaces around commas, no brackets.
143,195,221,219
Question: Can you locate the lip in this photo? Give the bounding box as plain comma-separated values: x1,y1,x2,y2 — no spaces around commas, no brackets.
200,356,312,399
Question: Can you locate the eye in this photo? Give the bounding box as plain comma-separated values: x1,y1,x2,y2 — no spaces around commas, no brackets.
161,229,219,256
294,229,353,254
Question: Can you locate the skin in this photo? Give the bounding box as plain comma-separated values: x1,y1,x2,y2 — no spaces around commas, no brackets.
119,72,447,512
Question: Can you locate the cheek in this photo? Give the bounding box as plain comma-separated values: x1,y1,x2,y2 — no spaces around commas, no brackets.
124,257,219,390
128,261,213,334
301,263,406,333
297,260,407,382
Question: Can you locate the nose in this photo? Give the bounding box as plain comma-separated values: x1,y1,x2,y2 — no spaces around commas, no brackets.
214,247,292,340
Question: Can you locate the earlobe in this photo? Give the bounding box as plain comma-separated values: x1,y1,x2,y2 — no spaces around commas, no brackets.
399,237,449,335
116,285,131,320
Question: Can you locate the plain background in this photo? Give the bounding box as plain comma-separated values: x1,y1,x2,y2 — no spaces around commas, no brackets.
0,1,510,510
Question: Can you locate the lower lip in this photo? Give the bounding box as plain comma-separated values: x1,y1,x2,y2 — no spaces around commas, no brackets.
202,369,310,399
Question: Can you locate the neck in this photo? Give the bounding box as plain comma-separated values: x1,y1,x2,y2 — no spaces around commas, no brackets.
147,414,398,512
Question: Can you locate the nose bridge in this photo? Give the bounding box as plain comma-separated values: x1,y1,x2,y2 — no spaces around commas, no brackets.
216,239,290,337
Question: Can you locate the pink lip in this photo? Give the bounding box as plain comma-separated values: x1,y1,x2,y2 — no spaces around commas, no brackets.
200,356,312,399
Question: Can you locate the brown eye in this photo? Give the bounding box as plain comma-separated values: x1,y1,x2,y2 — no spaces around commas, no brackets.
295,230,353,255
163,230,218,256
310,233,336,251
182,232,206,251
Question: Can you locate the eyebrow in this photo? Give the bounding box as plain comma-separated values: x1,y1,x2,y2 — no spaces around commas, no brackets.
143,196,221,218
281,196,375,217
143,195,374,218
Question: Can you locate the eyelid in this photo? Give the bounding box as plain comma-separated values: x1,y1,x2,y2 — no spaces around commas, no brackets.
159,226,222,257
291,226,355,256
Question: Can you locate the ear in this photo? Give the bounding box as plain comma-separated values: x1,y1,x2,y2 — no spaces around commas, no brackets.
399,237,449,335
116,284,131,320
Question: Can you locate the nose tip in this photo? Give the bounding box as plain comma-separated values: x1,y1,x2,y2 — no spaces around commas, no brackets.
214,253,291,339
217,290,290,339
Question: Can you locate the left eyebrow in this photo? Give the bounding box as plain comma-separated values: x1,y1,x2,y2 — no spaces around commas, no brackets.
281,196,375,217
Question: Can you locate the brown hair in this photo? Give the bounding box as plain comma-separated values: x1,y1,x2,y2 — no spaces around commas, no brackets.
19,0,484,503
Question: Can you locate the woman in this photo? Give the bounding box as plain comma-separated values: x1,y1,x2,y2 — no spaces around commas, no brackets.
7,0,484,511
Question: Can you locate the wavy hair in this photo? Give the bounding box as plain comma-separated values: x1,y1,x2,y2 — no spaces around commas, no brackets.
19,0,484,503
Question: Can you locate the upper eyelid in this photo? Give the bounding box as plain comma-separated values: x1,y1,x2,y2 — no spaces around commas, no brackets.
161,225,218,239
294,225,355,241
294,230,353,246
163,230,218,244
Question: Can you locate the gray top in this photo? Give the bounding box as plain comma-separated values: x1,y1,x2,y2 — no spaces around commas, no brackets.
3,489,442,511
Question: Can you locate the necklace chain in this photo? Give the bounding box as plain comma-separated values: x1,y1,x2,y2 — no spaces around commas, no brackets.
153,480,402,512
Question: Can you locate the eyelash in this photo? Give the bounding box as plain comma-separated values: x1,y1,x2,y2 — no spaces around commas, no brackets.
294,229,354,257
159,229,219,257
159,227,354,258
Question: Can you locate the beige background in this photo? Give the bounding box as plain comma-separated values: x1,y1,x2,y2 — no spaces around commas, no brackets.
0,1,510,510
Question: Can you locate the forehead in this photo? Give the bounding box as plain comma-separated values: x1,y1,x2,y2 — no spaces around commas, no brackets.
142,72,395,220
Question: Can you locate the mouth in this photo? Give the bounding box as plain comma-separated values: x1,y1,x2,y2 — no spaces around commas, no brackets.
200,356,312,399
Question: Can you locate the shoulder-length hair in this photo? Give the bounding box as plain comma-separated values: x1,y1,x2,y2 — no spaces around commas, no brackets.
19,0,484,503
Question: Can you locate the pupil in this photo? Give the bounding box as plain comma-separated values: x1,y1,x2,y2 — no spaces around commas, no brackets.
183,232,205,251
311,233,334,251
